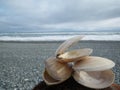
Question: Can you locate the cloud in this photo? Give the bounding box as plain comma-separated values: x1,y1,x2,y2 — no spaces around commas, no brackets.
0,0,120,32
38,17,120,31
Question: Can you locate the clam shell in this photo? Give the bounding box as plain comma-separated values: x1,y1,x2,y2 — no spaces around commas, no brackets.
55,35,84,56
45,57,72,81
57,48,93,63
42,69,64,85
73,56,115,71
73,70,115,89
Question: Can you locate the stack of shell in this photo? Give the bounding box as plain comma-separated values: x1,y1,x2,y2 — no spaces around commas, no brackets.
41,36,118,89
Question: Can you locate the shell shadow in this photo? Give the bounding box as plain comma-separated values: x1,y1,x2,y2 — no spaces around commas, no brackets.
32,77,118,90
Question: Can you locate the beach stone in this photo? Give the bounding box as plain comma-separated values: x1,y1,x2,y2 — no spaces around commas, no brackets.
0,41,120,90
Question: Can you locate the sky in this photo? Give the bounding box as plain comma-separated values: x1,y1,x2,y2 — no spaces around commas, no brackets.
0,0,120,32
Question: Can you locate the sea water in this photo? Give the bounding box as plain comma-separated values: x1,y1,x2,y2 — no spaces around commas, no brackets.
0,31,120,41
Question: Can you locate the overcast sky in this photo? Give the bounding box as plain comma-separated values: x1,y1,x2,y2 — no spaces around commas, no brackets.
0,0,120,32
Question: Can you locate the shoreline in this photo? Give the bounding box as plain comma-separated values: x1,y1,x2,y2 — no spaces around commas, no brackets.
0,40,120,43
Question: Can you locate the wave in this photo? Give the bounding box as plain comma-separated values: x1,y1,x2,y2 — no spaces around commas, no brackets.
0,32,120,36
0,35,120,42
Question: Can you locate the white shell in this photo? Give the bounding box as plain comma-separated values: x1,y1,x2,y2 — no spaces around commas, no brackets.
57,48,93,63
45,57,72,81
42,69,64,85
55,35,84,56
73,56,115,71
73,70,115,89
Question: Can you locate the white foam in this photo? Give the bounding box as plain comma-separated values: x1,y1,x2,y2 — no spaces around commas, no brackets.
0,35,120,42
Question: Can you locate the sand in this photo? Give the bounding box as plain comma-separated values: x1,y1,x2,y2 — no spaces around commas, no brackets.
0,41,120,90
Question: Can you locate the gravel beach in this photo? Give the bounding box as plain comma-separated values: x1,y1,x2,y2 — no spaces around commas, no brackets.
0,41,120,90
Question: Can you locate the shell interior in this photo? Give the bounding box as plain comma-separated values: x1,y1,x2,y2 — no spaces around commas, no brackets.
55,35,84,56
42,70,63,85
45,57,72,80
73,70,115,89
73,56,115,71
57,48,93,62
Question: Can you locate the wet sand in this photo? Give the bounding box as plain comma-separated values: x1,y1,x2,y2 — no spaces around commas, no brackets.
0,41,120,90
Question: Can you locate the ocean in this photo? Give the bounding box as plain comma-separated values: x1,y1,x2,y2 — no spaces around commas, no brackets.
0,31,120,42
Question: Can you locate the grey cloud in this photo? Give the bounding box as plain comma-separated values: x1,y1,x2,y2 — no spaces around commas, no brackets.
45,0,120,23
0,0,120,32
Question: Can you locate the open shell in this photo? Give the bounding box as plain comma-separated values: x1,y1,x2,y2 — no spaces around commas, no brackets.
42,35,116,88
73,70,115,89
55,35,84,56
57,48,93,63
42,69,64,85
73,56,115,71
45,57,72,81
